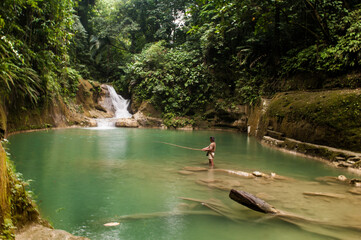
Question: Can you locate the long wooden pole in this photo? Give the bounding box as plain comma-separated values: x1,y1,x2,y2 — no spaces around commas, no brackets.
155,141,202,151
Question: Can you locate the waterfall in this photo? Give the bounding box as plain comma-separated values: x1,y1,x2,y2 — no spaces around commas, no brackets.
106,85,132,119
95,85,132,128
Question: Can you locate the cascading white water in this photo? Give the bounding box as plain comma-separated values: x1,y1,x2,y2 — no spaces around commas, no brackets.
106,85,132,119
96,85,132,128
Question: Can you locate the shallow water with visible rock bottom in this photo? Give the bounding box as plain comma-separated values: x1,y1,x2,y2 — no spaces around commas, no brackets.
8,128,361,240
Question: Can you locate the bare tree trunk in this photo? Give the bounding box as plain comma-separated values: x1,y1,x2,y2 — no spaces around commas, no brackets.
273,0,281,65
229,189,279,214
304,0,331,43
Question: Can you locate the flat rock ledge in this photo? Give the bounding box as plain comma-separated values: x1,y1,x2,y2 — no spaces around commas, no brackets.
15,223,89,240
262,134,361,172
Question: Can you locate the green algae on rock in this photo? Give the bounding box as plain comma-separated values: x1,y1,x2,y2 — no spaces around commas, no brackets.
262,89,361,152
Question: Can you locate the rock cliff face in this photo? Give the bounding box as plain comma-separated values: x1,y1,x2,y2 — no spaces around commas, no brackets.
247,90,361,170
1,79,111,136
256,90,361,152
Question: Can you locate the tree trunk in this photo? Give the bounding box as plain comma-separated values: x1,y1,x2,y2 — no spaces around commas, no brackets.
229,189,279,214
304,0,331,43
273,0,281,65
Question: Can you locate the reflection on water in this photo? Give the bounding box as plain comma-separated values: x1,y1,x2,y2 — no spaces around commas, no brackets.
8,128,361,240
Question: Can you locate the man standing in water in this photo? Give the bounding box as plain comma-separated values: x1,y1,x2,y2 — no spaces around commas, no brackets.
202,136,216,167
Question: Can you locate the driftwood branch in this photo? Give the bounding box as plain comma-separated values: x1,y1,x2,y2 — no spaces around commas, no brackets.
229,189,279,214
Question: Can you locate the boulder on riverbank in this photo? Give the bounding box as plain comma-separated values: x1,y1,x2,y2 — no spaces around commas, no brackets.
86,118,97,127
115,118,139,128
130,101,165,128
133,111,164,128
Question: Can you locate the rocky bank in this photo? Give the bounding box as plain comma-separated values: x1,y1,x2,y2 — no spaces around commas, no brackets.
247,89,361,173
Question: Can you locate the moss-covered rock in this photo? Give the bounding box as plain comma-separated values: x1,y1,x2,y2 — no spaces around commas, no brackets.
4,79,110,134
261,89,361,152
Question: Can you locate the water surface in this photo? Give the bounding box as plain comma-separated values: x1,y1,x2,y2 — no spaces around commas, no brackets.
8,128,361,239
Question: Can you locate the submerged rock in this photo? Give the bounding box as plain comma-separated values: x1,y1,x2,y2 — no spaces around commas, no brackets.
316,176,346,184
214,169,253,178
183,166,208,172
350,179,361,187
269,173,293,181
196,180,231,191
348,188,361,195
352,160,361,168
104,222,120,227
196,179,242,191
178,170,194,175
338,161,353,168
252,171,265,177
337,175,347,181
16,223,89,240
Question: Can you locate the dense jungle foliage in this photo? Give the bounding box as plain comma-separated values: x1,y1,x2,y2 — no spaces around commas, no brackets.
1,0,361,118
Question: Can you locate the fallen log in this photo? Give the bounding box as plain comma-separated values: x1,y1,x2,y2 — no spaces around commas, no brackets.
229,189,279,214
229,189,361,239
303,192,346,199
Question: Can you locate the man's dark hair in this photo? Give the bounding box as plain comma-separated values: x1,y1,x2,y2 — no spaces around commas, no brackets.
210,136,215,142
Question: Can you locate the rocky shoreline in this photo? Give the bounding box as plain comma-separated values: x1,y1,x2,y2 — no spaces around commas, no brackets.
261,132,361,176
